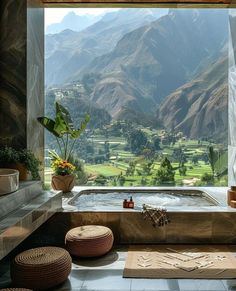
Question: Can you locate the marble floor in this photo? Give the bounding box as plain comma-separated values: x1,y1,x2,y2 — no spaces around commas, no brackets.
1,245,236,291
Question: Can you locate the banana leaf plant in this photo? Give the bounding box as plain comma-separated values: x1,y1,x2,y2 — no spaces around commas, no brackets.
37,102,90,161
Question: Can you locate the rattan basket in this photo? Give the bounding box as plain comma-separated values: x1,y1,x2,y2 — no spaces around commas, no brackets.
11,247,72,290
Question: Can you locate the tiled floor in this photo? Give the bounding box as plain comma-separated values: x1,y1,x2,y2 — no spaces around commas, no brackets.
1,246,236,291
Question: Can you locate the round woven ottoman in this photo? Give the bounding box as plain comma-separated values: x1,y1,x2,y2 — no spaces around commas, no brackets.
10,247,72,291
65,225,114,257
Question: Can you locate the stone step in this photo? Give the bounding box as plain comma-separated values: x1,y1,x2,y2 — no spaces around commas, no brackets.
0,181,42,220
0,189,62,260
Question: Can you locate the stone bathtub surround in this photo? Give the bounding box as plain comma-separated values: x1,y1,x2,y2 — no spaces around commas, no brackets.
32,208,236,245
24,186,236,246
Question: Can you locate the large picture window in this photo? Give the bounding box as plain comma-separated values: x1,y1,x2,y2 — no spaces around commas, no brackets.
45,8,228,187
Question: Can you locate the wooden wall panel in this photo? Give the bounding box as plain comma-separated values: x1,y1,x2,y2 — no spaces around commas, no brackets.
0,0,27,149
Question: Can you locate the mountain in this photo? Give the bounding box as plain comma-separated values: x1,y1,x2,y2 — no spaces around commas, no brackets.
45,8,168,86
45,9,228,142
82,9,227,118
157,56,228,142
46,12,100,34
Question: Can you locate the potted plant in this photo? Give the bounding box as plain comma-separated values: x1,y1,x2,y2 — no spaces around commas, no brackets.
37,102,90,192
0,146,40,181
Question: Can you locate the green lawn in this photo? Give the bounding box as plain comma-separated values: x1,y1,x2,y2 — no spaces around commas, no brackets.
85,164,123,177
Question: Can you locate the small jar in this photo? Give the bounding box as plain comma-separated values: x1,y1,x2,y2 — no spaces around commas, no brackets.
123,199,128,208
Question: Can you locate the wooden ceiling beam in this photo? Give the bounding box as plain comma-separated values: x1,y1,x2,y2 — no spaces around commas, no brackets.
28,0,236,7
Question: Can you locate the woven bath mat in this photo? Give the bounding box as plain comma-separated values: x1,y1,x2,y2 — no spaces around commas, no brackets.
123,245,236,279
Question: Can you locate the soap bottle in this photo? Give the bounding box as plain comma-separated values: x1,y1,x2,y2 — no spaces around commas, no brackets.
123,199,128,208
128,196,134,209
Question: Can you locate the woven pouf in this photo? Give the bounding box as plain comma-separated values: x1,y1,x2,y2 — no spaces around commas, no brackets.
10,247,72,291
65,225,114,257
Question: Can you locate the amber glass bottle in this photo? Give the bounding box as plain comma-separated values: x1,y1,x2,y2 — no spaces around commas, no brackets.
128,196,134,209
227,186,236,206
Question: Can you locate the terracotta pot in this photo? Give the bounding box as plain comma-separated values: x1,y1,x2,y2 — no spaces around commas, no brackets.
5,163,28,181
51,174,75,193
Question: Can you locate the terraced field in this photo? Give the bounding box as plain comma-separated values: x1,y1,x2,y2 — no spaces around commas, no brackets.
45,132,227,187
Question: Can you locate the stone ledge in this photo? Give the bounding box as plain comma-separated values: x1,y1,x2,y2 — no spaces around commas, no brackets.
0,190,62,260
0,181,43,220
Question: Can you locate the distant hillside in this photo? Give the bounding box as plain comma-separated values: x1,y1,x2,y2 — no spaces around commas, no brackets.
80,9,227,120
46,90,111,130
45,8,168,86
46,12,100,34
157,56,228,142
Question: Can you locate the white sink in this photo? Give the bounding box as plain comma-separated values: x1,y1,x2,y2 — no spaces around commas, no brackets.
0,169,19,195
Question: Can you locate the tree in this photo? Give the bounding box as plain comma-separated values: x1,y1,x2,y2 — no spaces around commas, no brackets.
94,174,107,185
155,157,175,185
142,147,155,160
118,173,126,186
173,147,186,164
141,176,147,186
126,161,136,176
110,121,122,137
201,172,214,185
207,146,219,178
192,156,199,165
141,161,153,176
69,155,88,185
112,178,117,186
127,129,148,154
179,162,187,176
104,141,110,161
153,136,161,150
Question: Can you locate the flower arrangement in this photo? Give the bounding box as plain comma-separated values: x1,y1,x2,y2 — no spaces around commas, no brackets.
51,158,75,176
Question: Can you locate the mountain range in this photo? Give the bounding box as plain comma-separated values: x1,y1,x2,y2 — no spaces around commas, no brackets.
46,12,101,34
45,8,168,86
45,8,228,142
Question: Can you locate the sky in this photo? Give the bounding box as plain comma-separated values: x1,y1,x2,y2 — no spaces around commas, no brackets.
45,8,120,29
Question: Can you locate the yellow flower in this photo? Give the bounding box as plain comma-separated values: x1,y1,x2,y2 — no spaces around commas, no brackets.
51,158,75,175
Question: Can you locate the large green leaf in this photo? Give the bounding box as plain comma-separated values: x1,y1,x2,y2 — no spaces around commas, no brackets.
54,113,69,135
70,114,90,139
56,102,74,127
37,117,61,138
55,102,74,133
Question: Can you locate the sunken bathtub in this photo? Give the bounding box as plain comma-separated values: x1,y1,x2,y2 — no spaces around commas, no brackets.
52,187,236,244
